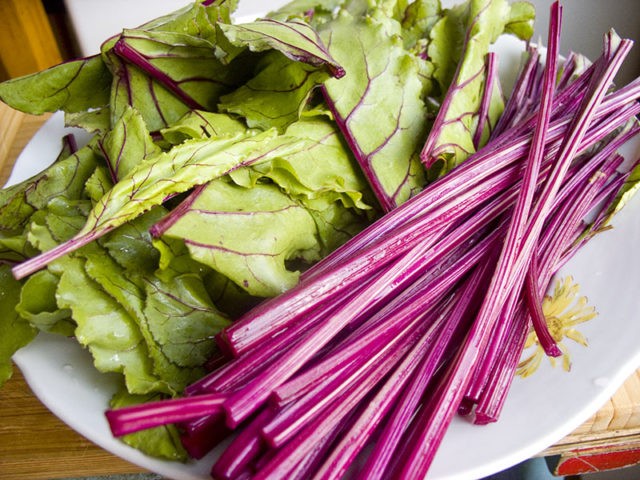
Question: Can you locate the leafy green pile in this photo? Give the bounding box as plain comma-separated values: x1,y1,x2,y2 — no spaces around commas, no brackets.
0,0,533,461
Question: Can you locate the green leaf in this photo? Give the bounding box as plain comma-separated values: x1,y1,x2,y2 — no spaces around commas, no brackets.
0,55,111,114
54,255,167,394
203,267,263,318
376,0,413,21
97,1,250,132
141,0,233,45
267,0,346,23
215,61,377,265
0,235,34,264
99,106,162,181
219,18,344,77
153,235,261,317
320,10,429,210
81,251,194,393
26,198,92,252
427,4,468,94
84,165,115,204
306,195,372,253
421,0,534,174
219,51,331,132
25,198,227,394
64,108,111,134
142,271,230,367
23,200,177,394
0,141,101,233
117,28,250,108
505,1,536,39
104,51,193,133
160,110,249,145
81,129,308,239
161,179,321,297
83,238,228,390
0,265,37,387
160,110,247,145
153,235,208,276
229,115,374,211
0,184,36,234
16,269,74,336
13,129,313,280
96,209,227,388
100,207,165,272
401,0,443,51
0,155,95,264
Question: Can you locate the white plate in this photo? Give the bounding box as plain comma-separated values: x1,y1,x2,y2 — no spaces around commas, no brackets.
10,1,640,479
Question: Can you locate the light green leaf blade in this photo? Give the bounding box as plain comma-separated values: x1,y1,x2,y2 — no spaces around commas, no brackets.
16,269,73,336
219,51,330,132
230,115,373,211
100,106,162,180
82,250,216,393
0,265,37,387
104,51,193,133
421,0,534,175
13,129,311,279
116,28,251,110
54,255,167,395
320,10,429,210
161,180,320,297
219,17,344,76
152,235,262,319
65,107,111,135
0,141,101,233
143,272,230,367
82,129,307,237
0,55,111,115
160,110,249,145
267,0,346,23
505,1,536,39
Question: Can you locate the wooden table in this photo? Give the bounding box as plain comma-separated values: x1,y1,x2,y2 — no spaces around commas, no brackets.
1,103,640,479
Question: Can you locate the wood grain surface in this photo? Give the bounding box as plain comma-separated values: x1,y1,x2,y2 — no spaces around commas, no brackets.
0,0,63,80
0,367,147,479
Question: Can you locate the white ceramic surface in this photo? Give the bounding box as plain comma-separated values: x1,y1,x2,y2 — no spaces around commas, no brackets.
10,1,640,479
